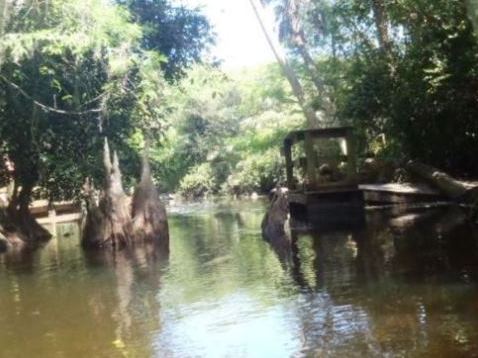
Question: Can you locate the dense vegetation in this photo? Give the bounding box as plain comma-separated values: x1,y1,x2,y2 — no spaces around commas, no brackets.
153,64,303,197
0,0,211,206
1,0,478,208
261,0,478,177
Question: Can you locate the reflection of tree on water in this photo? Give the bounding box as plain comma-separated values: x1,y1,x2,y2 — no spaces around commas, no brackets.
84,244,168,356
0,222,168,357
284,208,478,356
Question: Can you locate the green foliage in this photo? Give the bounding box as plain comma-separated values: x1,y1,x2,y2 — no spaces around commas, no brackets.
225,148,285,194
0,0,143,201
117,0,214,80
0,0,212,204
264,0,478,177
152,63,303,196
178,163,216,199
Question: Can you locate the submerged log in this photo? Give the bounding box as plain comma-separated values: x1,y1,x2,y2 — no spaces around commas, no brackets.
132,154,169,250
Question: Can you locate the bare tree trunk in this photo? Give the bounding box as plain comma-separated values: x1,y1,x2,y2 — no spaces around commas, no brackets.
289,0,325,94
371,0,392,56
0,0,9,35
249,0,319,129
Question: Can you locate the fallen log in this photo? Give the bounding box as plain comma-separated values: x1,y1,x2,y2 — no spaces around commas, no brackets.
406,160,478,222
406,160,478,201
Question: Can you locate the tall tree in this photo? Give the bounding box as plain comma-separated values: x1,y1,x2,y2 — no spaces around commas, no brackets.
249,0,319,129
118,0,214,80
371,0,392,56
0,0,143,244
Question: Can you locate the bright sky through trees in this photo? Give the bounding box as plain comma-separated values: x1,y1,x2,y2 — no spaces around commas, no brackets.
181,0,276,69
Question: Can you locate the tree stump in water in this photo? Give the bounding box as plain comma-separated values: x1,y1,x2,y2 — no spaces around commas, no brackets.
132,155,169,250
261,187,291,261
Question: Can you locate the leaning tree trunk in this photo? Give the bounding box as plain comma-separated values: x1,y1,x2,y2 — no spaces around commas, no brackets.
249,0,320,185
289,1,327,95
249,0,319,129
131,152,169,251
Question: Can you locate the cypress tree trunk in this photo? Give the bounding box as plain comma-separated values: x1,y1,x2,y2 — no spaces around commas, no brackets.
131,153,169,251
102,140,133,248
0,180,51,252
82,139,132,249
7,183,51,241
82,139,169,251
81,178,108,249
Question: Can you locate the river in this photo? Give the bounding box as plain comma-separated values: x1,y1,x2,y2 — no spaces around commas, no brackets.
1,200,478,357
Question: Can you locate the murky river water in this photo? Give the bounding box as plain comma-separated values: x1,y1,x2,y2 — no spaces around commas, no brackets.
1,200,478,357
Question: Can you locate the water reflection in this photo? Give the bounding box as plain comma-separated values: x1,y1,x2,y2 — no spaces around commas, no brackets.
287,207,478,356
0,225,168,357
0,201,478,357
